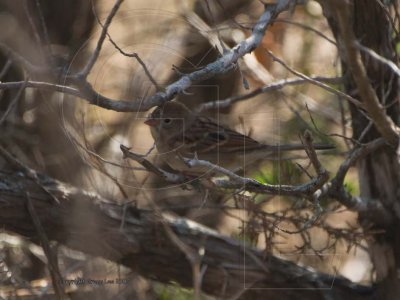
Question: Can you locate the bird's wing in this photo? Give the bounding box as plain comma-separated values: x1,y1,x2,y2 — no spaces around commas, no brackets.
166,117,333,161
176,117,265,153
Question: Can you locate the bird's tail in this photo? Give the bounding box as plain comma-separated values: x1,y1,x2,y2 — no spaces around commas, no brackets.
270,143,335,152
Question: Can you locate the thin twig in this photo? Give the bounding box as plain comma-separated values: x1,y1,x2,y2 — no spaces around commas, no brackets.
0,80,81,97
0,146,60,204
319,138,391,219
275,19,337,45
137,0,294,111
333,138,386,188
374,0,400,38
92,6,160,91
121,132,329,198
34,0,53,66
0,1,295,113
0,78,28,126
305,104,358,144
77,119,130,199
336,91,352,150
357,120,374,143
265,48,364,108
23,0,46,61
26,192,65,299
120,145,185,183
77,143,146,171
302,130,328,179
79,0,124,78
196,76,343,112
356,42,400,78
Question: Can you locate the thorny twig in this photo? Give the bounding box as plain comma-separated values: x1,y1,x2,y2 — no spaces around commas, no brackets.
120,130,330,198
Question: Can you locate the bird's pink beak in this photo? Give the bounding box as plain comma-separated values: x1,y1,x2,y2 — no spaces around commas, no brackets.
144,118,158,126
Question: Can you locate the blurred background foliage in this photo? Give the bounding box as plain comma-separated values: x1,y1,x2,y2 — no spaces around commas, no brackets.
0,0,369,298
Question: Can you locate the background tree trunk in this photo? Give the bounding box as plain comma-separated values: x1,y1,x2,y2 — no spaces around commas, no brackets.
321,1,400,298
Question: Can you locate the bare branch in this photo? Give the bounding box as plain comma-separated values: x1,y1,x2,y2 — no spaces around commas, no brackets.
121,131,330,198
265,49,364,108
357,42,400,78
34,0,53,65
0,170,373,299
275,19,337,45
79,0,124,78
23,0,48,62
92,5,161,91
70,79,143,111
0,78,28,126
136,1,294,110
334,138,386,185
0,146,60,204
196,76,343,112
120,145,185,183
325,138,390,215
0,1,296,113
326,0,399,146
302,130,326,177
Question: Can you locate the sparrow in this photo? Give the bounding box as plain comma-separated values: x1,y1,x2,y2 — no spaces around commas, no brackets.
144,101,333,176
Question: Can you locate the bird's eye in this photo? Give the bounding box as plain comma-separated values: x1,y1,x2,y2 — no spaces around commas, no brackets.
163,118,172,124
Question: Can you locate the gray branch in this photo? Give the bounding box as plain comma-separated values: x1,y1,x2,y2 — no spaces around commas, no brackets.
121,130,330,198
0,0,295,112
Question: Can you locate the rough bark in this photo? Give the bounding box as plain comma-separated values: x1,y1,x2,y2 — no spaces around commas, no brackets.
320,1,400,299
0,170,373,300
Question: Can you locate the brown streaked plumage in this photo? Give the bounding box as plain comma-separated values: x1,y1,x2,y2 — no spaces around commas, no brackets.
144,101,333,175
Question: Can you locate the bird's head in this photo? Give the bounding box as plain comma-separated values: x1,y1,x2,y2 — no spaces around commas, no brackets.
144,101,193,141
